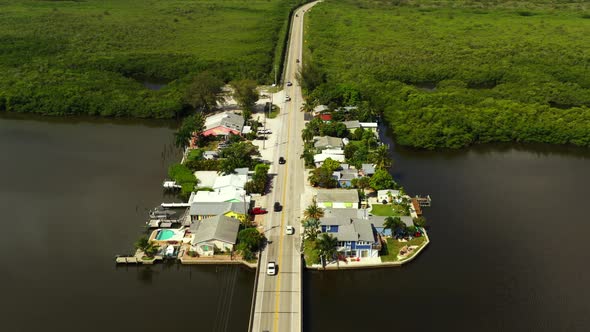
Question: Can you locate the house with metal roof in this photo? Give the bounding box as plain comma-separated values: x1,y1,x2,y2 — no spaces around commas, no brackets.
190,190,250,204
316,189,359,209
189,215,240,256
189,201,248,222
342,120,379,133
314,136,344,150
202,112,244,137
213,174,248,192
360,163,376,177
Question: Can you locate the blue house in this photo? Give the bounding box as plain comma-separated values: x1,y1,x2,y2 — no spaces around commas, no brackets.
319,209,381,258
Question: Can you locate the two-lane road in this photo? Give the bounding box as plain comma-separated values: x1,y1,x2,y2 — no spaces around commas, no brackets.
250,2,318,332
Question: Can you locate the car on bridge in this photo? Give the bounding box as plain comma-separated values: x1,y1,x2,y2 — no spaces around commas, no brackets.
286,225,295,235
267,261,277,276
273,202,282,212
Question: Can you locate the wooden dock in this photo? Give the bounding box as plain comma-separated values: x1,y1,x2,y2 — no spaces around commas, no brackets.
115,256,139,264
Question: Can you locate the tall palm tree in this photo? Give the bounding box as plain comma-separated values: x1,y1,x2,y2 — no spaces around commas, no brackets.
300,99,318,113
302,218,321,240
383,216,405,238
371,144,393,169
316,233,338,269
304,197,325,220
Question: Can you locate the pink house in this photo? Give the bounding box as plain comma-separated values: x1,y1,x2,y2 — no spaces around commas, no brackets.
201,112,244,137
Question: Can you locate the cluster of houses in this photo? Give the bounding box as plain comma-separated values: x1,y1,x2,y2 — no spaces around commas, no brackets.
152,167,254,257
314,188,416,260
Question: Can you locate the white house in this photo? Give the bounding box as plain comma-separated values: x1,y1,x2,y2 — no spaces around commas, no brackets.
377,189,401,204
313,148,345,167
189,190,251,204
213,174,247,192
189,215,240,256
316,189,359,209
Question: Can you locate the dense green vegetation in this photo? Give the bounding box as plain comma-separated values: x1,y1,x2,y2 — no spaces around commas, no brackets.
0,0,306,117
168,163,197,198
305,0,590,148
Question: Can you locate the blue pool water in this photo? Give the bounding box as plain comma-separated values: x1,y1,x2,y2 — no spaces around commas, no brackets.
156,229,175,241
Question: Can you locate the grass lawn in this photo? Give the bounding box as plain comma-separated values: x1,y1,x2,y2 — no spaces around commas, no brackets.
381,237,426,262
303,238,320,266
370,204,408,216
268,104,281,119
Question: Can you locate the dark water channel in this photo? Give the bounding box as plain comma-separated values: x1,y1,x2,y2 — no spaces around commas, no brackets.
0,115,253,332
304,136,590,331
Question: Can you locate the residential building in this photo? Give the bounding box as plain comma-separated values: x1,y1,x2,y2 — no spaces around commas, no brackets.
313,104,329,115
202,112,244,137
213,174,248,192
189,215,240,256
360,163,375,177
316,189,359,209
332,164,358,188
342,120,379,133
313,149,345,167
314,136,344,150
377,189,401,204
189,189,250,204
371,215,414,236
319,215,380,258
188,201,248,222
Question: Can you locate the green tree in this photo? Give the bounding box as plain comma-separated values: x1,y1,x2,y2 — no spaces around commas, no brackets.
236,227,263,253
231,79,259,113
184,71,224,112
168,163,198,199
351,176,370,190
316,233,338,268
370,144,392,169
304,198,325,220
369,169,396,191
174,112,206,149
309,166,338,188
301,127,314,143
303,218,321,241
134,236,160,258
383,216,404,236
300,99,318,113
413,216,427,228
297,61,325,93
244,163,270,194
219,141,260,174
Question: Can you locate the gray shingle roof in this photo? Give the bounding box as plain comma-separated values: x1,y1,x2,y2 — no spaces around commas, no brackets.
189,201,246,216
316,189,359,203
314,136,343,149
332,219,375,242
342,120,360,129
190,215,240,245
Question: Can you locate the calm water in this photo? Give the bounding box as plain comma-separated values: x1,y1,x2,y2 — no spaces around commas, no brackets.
304,138,590,331
0,115,254,332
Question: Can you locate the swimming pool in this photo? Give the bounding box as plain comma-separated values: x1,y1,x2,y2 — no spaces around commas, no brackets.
156,229,175,241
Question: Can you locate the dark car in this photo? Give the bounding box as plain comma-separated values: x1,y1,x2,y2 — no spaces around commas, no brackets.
274,202,282,212
286,81,293,86
278,157,286,164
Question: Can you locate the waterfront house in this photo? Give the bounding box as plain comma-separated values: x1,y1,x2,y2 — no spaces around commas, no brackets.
313,104,329,115
319,215,380,258
377,189,402,204
342,120,379,133
189,190,250,204
360,163,375,177
189,201,248,222
371,215,414,236
213,174,248,192
202,112,244,137
316,189,359,209
314,136,344,150
189,215,240,256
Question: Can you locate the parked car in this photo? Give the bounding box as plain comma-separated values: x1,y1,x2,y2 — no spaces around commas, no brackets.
278,156,286,164
285,96,291,102
286,225,295,235
274,202,282,212
251,207,267,215
257,129,272,135
296,58,300,63
286,81,293,86
267,261,277,276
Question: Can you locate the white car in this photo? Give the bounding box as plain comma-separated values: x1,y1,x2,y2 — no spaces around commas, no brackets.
267,261,277,276
286,225,295,235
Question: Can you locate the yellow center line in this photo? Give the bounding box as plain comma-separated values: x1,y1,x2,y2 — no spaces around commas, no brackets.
273,13,298,332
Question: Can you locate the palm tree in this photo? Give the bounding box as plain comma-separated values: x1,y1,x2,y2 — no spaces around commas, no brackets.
304,198,325,220
300,99,318,113
134,236,160,258
370,144,393,170
316,233,338,269
301,127,314,143
302,218,321,240
383,216,403,237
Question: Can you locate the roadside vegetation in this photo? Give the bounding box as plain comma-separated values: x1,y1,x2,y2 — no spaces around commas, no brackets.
304,0,590,148
0,0,307,117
